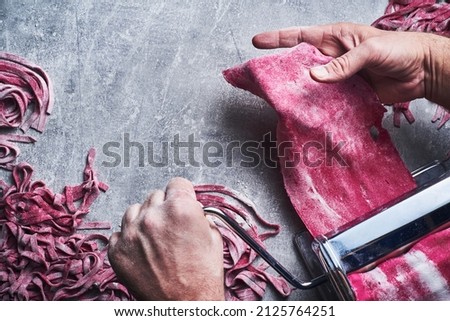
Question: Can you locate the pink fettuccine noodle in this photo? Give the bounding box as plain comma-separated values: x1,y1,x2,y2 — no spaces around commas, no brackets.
372,0,450,128
0,149,132,300
195,185,291,300
0,134,36,170
0,52,53,169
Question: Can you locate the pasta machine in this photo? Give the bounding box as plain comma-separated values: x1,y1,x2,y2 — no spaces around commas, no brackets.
204,158,450,299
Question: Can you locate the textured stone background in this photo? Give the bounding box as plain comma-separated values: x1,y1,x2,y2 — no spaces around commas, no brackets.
1,0,448,300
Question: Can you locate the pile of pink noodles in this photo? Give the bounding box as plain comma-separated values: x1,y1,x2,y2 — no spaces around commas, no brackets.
0,52,53,169
196,185,291,300
372,0,450,128
0,149,131,300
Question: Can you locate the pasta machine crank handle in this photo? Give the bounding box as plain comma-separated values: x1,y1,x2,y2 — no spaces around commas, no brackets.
203,206,328,290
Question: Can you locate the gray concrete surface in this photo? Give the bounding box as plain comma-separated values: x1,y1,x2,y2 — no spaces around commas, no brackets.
0,0,449,301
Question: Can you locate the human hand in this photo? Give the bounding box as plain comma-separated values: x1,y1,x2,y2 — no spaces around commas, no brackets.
108,177,225,300
252,23,450,108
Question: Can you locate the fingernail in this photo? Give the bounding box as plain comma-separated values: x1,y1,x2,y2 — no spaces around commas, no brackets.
311,66,329,79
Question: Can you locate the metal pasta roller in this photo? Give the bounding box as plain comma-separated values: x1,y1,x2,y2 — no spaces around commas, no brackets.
204,158,450,299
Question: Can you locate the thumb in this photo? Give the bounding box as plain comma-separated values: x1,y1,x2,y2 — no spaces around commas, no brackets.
310,44,371,82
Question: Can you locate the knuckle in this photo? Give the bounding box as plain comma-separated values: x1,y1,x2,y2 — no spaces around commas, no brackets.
122,203,141,225
148,189,164,199
141,213,159,231
168,176,191,186
107,233,121,260
333,22,355,36
337,22,352,30
165,198,187,214
165,177,196,201
125,203,141,217
107,243,117,261
144,189,156,201
330,56,350,78
364,38,383,59
107,237,117,253
164,198,200,220
167,188,192,200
